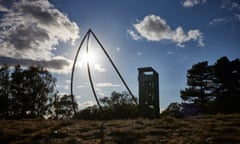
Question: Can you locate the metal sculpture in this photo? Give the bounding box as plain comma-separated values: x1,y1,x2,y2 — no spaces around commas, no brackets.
71,29,137,115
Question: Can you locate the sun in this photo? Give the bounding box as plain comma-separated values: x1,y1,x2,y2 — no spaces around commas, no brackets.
83,52,95,64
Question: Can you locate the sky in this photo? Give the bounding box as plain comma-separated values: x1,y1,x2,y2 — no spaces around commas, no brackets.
0,0,240,111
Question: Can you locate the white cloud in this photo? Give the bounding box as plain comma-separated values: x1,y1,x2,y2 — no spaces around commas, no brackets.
78,101,96,110
130,15,204,47
127,29,141,40
133,15,172,41
0,0,80,73
94,64,107,72
96,90,105,97
182,0,207,8
95,87,106,97
221,0,240,10
173,27,204,47
96,82,121,88
210,0,240,25
209,17,227,25
219,0,240,23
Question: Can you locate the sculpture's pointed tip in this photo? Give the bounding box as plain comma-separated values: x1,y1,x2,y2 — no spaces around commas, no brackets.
88,28,92,32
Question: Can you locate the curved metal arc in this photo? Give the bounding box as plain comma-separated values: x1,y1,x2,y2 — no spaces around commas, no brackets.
86,32,103,112
89,30,138,105
70,29,91,115
71,28,138,116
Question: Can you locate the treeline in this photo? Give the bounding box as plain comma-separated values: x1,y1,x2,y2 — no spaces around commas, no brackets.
0,64,138,120
162,56,240,117
0,65,77,119
75,91,139,120
1,56,239,120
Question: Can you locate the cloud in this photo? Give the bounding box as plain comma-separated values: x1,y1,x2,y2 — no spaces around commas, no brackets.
78,101,96,110
210,1,240,25
172,27,204,47
209,17,228,25
0,0,80,73
219,0,240,22
133,15,172,41
127,29,141,40
181,0,207,8
96,82,121,88
94,64,107,72
129,15,204,47
221,0,240,10
0,55,72,74
95,88,106,97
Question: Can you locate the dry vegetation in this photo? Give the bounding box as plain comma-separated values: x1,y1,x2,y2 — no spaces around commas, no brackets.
1,114,240,144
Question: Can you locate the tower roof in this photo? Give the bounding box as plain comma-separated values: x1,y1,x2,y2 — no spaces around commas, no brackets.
138,67,158,74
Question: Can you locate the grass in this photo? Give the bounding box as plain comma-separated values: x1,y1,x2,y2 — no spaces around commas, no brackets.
0,114,240,144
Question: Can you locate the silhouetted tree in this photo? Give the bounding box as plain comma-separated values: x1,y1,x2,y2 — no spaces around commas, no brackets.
181,57,240,115
0,64,57,119
214,57,240,113
17,66,56,118
0,65,10,119
49,93,78,119
100,91,139,119
161,102,182,118
76,91,139,120
74,105,101,120
10,65,25,118
180,61,215,113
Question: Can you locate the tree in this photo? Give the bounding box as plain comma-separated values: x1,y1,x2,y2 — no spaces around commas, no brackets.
76,91,139,120
15,65,57,118
0,64,57,119
100,91,139,119
10,65,25,118
161,102,182,118
214,57,240,113
0,65,10,119
50,93,78,119
181,57,240,115
180,61,215,113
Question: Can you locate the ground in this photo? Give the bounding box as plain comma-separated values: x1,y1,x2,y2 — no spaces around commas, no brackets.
1,114,240,144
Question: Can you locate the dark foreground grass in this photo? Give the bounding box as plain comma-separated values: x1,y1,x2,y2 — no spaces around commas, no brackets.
0,114,240,144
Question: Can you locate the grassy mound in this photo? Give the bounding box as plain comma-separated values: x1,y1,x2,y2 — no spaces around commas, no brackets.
1,114,240,144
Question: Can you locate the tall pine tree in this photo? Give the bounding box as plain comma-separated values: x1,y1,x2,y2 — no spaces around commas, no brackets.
214,57,240,113
181,61,215,113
